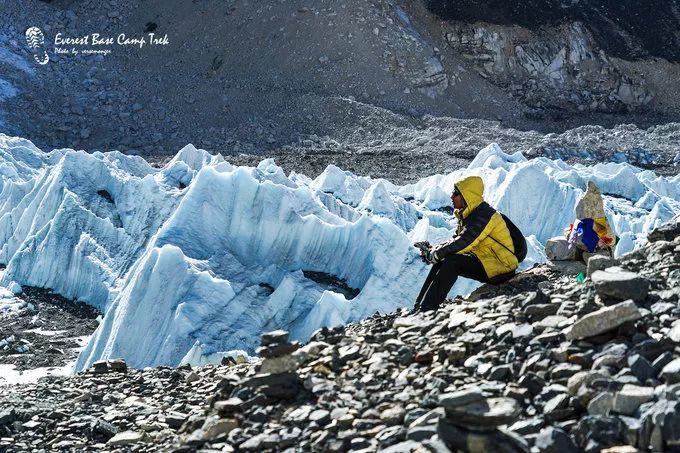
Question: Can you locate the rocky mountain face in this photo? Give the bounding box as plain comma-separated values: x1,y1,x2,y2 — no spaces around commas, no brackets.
426,0,680,62
1,0,679,165
2,215,679,451
442,21,654,113
422,0,680,115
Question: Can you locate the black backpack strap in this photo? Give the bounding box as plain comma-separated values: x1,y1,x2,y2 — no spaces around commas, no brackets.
488,233,514,256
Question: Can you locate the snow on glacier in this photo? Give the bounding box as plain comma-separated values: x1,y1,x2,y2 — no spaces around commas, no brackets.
0,135,678,370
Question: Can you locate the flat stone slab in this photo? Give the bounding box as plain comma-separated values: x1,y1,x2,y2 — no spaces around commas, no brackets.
214,397,243,415
260,330,289,346
107,431,149,445
108,359,127,372
439,388,485,409
548,260,587,276
566,300,642,340
442,397,521,428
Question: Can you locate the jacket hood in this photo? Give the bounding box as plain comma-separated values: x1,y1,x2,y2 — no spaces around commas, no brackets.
455,175,485,219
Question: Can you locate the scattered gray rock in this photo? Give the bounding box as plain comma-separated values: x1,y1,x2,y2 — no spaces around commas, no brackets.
661,358,680,384
566,299,642,340
628,354,656,383
575,416,627,451
587,392,614,416
586,255,617,278
668,321,680,343
107,430,150,446
612,385,655,415
534,426,578,453
591,268,649,302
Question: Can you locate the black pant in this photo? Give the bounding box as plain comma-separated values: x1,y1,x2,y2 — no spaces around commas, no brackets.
415,253,488,312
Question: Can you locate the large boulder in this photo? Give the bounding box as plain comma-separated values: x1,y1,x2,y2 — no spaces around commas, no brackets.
545,237,579,261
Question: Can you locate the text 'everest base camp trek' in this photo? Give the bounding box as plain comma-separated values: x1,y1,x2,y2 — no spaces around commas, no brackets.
0,133,680,452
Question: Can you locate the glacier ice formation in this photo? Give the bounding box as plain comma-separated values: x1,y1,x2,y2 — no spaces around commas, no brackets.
0,135,678,370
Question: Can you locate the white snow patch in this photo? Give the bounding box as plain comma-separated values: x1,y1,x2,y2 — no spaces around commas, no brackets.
0,362,75,385
23,327,68,336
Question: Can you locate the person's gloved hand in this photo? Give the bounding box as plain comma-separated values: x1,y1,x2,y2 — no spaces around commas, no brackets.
413,241,430,252
423,247,443,264
413,241,431,263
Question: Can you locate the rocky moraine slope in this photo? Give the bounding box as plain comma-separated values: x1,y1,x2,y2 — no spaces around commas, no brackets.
1,216,679,452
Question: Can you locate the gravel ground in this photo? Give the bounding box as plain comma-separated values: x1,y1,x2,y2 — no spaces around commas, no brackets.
0,287,100,374
205,115,680,183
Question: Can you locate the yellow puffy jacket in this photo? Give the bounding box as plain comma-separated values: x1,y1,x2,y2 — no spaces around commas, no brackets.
433,176,519,279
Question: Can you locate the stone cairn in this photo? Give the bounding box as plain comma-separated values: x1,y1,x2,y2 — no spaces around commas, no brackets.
242,329,303,400
91,358,128,374
438,388,527,452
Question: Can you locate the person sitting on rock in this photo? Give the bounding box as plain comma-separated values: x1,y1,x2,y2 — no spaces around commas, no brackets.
414,175,520,312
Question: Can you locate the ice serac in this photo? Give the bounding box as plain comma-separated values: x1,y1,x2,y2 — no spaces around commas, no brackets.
0,134,678,370
0,144,182,311
76,164,422,369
